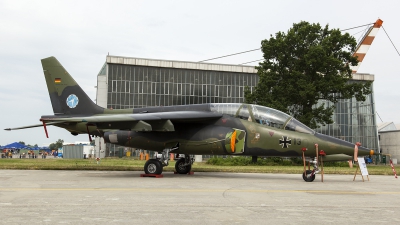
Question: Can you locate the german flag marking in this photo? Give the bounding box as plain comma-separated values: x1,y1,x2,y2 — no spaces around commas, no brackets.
54,78,61,83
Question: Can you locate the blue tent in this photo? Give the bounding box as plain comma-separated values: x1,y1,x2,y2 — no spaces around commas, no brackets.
2,142,29,149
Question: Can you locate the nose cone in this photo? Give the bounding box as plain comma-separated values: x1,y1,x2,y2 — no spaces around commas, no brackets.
314,133,371,156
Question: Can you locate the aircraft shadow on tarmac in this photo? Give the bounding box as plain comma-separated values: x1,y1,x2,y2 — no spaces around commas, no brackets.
76,171,340,182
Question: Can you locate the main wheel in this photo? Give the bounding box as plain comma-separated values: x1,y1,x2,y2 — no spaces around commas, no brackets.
175,158,192,174
302,170,315,182
144,159,163,174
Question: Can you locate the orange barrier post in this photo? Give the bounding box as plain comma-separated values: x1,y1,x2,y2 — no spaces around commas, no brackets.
301,147,307,177
389,159,398,179
319,150,326,182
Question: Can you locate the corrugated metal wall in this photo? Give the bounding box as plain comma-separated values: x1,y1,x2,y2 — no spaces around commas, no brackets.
63,146,83,159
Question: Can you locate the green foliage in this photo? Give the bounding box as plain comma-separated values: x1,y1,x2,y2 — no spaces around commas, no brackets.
245,21,372,128
49,139,64,150
206,157,298,166
323,161,351,167
289,157,303,165
206,156,352,167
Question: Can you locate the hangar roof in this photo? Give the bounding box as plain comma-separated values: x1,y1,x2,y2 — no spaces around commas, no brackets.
105,55,374,81
106,55,257,73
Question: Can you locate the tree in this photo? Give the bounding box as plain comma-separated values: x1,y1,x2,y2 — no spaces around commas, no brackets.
245,21,372,129
18,141,25,145
49,139,64,150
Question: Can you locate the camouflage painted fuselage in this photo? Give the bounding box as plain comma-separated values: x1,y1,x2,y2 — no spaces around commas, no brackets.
100,113,369,159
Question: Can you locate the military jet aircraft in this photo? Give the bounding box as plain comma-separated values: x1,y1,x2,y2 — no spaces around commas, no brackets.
5,57,373,182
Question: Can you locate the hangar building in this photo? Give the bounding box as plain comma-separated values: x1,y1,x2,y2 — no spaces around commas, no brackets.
378,122,400,163
95,55,379,155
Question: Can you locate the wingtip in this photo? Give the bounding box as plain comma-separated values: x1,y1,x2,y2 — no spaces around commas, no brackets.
4,128,11,131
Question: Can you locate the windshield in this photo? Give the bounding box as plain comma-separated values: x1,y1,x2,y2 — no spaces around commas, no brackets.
251,105,289,129
284,118,315,134
210,103,314,134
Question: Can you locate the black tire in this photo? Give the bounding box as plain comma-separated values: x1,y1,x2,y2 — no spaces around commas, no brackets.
302,170,315,182
175,158,192,174
144,159,163,174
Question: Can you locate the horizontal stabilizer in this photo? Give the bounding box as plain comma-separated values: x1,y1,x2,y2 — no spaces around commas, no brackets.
4,122,63,131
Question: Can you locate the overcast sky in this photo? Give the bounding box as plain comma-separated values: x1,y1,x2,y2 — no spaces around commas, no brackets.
1,0,399,146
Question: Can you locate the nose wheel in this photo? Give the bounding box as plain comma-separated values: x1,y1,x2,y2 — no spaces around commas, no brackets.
302,170,316,182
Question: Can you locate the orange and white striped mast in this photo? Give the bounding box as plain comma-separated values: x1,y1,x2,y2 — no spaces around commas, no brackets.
350,19,383,73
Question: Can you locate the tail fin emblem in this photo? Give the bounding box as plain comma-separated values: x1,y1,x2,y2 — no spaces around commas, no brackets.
66,94,79,108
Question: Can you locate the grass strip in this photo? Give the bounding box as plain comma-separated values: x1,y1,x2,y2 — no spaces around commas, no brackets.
0,158,397,175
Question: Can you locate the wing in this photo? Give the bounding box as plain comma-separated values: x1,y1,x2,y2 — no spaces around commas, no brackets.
40,111,222,132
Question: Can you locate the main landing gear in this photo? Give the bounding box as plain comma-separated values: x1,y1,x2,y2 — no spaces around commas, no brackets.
143,146,195,175
144,159,163,174
174,155,194,174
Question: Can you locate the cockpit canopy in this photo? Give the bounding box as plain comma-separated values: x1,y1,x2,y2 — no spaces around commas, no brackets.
210,103,314,134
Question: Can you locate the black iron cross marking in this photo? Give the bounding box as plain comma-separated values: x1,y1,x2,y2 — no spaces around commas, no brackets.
279,136,292,148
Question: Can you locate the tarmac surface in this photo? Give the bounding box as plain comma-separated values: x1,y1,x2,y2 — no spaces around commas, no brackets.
0,170,399,225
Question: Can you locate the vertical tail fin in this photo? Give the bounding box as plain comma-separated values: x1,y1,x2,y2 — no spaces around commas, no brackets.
41,56,104,115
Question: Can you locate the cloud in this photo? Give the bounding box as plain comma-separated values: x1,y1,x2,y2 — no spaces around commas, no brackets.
1,0,400,145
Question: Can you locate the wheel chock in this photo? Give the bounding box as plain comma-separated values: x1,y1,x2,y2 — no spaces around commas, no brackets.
140,174,164,178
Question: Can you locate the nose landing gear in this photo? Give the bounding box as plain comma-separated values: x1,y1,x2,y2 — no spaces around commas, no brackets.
301,144,325,182
303,157,319,182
